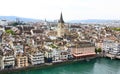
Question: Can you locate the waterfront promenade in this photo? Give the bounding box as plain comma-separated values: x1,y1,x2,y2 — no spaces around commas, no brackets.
106,54,120,59
4,58,120,74
0,56,96,74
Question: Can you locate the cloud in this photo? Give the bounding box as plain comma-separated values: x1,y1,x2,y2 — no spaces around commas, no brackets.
0,0,120,20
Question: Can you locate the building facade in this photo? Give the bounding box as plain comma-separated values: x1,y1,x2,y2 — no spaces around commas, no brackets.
103,40,120,55
16,54,28,68
70,42,96,58
57,13,65,37
28,51,44,65
0,55,15,69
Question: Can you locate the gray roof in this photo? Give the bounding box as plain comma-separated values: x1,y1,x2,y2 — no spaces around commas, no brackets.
58,12,64,23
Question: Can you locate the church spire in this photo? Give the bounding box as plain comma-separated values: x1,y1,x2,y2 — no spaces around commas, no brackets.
59,12,64,23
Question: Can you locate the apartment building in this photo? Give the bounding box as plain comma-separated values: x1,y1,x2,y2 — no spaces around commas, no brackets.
0,45,15,69
28,51,44,65
16,53,28,68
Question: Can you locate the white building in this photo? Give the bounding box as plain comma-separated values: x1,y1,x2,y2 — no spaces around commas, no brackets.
52,49,62,63
0,26,5,32
0,20,8,26
103,40,120,55
28,51,44,65
60,50,68,61
0,44,15,69
1,56,15,69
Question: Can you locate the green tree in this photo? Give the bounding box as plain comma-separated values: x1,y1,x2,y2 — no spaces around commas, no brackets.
5,30,15,35
95,48,98,54
97,48,102,53
50,44,58,49
112,28,120,31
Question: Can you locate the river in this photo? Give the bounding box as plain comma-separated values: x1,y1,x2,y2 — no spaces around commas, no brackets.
9,58,120,74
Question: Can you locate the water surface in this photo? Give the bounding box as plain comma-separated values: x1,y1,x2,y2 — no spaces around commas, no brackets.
10,58,120,74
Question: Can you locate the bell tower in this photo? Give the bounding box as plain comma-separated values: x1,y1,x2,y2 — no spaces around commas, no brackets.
57,12,65,37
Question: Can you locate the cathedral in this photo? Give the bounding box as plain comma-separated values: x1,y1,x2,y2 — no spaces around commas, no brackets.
47,12,70,37
57,12,65,37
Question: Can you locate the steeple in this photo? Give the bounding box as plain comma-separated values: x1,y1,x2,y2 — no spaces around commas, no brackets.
59,12,64,23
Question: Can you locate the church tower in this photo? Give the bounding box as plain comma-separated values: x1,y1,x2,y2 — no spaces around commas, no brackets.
57,12,65,37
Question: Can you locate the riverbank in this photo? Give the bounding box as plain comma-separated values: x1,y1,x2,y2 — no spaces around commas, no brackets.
4,58,120,74
1,55,120,74
0,56,96,74
105,53,120,60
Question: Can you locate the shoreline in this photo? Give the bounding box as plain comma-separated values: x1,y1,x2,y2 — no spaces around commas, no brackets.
1,54,119,74
0,56,96,74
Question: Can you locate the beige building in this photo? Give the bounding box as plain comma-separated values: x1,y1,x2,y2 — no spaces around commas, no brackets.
95,42,103,49
46,13,69,37
57,13,65,37
16,53,28,68
70,41,96,58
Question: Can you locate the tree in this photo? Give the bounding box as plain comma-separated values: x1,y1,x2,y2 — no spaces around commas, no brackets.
95,48,98,54
9,21,27,26
5,29,15,35
112,28,120,31
95,48,102,54
49,44,58,49
97,48,102,53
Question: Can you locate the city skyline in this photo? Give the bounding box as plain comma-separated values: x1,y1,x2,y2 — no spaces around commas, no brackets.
0,0,120,21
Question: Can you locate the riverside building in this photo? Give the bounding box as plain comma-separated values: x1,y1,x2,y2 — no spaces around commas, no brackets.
28,51,44,65
16,53,28,68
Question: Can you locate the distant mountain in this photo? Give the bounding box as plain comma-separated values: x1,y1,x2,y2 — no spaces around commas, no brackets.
69,19,120,24
0,16,119,24
0,16,40,22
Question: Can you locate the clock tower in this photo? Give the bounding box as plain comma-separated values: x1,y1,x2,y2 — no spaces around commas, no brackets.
57,12,65,37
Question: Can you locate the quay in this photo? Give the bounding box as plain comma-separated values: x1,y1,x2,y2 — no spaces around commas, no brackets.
0,55,96,74
104,53,120,60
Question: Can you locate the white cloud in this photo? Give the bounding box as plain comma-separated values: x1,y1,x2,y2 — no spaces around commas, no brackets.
0,0,120,20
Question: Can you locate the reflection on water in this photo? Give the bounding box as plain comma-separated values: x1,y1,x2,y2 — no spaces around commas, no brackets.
10,58,120,74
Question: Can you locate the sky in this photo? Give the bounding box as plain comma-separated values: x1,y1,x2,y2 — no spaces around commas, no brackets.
0,0,120,21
